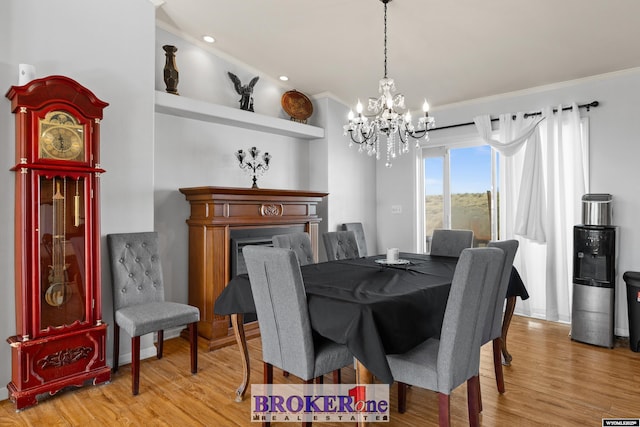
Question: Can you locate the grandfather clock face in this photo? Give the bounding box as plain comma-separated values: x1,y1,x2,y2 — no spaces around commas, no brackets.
38,110,85,162
38,173,88,330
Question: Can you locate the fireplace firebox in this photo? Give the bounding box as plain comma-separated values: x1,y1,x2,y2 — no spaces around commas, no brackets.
230,225,304,277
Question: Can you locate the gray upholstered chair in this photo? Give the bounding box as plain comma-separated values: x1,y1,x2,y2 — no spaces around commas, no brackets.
322,230,360,261
387,247,505,426
107,232,200,395
341,222,368,257
430,229,474,257
243,246,353,383
482,240,519,397
272,232,315,266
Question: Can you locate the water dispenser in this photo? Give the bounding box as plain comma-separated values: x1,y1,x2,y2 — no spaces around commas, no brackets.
571,194,617,348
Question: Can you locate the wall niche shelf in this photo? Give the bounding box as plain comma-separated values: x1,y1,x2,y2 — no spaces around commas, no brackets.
155,91,324,140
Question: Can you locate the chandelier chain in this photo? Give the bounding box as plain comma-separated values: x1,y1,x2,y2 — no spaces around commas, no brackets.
383,0,388,79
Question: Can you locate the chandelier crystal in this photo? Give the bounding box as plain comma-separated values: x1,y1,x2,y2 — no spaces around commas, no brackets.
344,0,435,168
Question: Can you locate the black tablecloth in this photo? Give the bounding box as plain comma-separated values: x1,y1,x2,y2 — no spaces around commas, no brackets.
214,253,528,384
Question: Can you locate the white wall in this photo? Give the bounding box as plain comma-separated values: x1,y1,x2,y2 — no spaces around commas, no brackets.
375,149,418,253
375,68,640,336
313,96,379,259
0,0,156,400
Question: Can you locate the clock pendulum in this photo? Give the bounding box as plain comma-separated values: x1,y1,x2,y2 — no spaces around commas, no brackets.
74,178,81,227
44,177,72,308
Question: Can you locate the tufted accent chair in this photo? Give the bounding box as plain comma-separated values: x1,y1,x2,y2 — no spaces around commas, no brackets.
272,232,315,266
341,222,368,257
322,230,361,261
107,232,200,395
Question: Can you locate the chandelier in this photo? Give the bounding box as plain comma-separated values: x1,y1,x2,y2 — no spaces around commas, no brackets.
344,0,435,168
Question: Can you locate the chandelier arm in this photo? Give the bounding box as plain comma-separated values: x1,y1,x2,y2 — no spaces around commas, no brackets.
407,128,428,140
348,129,375,145
348,131,365,145
398,128,407,144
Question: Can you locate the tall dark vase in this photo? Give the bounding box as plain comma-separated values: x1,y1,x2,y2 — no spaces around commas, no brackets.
163,45,179,95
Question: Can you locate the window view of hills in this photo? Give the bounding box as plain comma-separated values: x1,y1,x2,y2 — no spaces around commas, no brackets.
425,192,493,247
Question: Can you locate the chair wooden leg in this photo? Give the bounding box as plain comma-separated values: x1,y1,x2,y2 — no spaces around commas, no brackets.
112,324,120,373
477,374,482,413
300,384,312,427
438,393,451,427
398,382,408,414
263,362,273,427
131,336,141,395
264,362,273,384
467,376,480,427
189,322,198,374
332,368,341,384
303,378,315,426
157,330,164,359
493,338,505,393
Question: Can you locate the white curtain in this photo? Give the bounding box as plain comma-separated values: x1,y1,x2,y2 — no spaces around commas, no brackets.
475,104,589,322
474,114,545,242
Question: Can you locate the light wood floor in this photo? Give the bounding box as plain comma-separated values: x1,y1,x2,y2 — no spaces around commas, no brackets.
1,315,639,426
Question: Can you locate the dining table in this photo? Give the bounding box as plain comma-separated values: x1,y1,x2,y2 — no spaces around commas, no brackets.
213,251,529,407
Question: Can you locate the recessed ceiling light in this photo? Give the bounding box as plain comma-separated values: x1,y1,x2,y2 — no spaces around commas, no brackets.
279,75,289,81
202,35,215,43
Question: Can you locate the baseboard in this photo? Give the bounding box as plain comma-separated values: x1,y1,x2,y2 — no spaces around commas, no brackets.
163,326,184,340
111,327,184,366
115,346,158,367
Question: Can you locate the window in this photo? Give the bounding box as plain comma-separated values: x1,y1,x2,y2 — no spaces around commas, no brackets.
421,137,498,250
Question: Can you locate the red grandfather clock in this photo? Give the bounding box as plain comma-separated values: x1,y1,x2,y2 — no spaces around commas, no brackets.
6,75,111,409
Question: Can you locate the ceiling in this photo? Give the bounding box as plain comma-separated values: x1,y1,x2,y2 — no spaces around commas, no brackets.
155,0,640,111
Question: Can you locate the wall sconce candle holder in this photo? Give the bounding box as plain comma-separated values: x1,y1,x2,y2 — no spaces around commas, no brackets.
236,146,271,189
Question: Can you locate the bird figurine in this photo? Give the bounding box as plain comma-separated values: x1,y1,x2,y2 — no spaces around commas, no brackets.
228,72,259,112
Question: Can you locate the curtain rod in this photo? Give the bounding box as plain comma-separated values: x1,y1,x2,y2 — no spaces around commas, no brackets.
430,101,600,132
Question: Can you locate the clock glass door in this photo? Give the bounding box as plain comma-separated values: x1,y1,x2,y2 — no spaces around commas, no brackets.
38,173,89,330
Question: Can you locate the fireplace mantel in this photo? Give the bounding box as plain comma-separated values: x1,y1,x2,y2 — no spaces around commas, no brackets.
179,186,328,350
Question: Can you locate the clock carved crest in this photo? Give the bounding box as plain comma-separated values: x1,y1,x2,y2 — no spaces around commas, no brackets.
6,75,111,410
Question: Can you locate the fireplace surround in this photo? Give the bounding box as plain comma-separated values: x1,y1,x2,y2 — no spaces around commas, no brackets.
179,186,327,350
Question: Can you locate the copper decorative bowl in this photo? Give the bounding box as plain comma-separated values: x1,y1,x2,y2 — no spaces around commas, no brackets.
281,90,313,123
